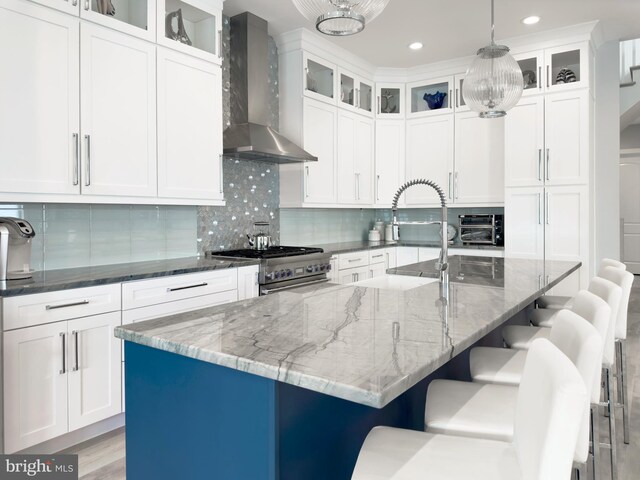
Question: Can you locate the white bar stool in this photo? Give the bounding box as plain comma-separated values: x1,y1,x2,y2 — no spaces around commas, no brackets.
351,339,587,480
598,266,634,445
537,258,626,310
425,310,601,480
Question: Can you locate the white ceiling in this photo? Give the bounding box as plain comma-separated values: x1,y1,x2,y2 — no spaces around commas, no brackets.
223,0,640,68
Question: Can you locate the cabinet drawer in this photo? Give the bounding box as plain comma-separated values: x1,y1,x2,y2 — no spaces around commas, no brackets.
338,251,369,270
122,270,238,310
369,250,387,265
2,284,121,331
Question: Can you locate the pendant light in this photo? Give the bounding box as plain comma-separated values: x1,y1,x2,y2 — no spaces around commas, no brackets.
463,0,523,118
292,0,390,36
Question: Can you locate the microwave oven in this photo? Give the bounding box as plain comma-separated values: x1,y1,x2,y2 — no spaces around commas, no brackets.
458,214,504,246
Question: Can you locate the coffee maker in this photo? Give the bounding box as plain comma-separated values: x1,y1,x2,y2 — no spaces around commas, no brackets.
0,217,35,281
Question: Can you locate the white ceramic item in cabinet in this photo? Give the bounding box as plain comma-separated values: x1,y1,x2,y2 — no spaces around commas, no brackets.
376,83,405,119
3,321,69,453
504,187,545,260
338,68,374,117
337,110,374,205
405,115,454,205
157,48,223,201
0,0,80,195
513,50,544,96
303,51,337,105
406,76,453,118
67,311,122,431
544,90,589,186
80,23,157,197
80,0,156,43
504,96,544,187
543,42,589,92
157,0,223,64
375,120,404,207
454,111,505,204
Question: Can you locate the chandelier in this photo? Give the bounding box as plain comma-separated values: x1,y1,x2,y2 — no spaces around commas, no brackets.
292,0,391,36
462,0,523,118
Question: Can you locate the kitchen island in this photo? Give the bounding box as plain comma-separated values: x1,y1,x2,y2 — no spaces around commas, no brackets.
115,257,580,480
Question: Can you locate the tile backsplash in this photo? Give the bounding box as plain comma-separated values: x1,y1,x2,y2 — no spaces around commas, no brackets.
0,204,197,271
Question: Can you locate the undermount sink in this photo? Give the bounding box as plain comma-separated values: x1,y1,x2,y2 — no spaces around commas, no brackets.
350,274,437,291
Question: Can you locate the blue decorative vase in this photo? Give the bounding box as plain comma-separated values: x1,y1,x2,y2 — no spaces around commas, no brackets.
424,91,447,110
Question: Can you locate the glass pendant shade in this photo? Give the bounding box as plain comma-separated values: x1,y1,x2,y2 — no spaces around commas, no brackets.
292,0,390,36
463,44,523,118
463,0,523,118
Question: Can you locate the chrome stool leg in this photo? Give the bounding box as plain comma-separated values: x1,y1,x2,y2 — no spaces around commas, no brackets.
591,403,600,480
605,367,618,480
616,339,630,445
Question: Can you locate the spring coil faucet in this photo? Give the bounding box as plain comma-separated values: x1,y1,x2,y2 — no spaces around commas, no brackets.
391,179,448,281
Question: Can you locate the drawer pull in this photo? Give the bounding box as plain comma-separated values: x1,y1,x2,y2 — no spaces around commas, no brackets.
167,282,208,292
46,300,90,310
372,254,384,258
348,258,362,263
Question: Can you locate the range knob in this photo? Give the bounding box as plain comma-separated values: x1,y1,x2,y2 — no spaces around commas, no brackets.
326,264,332,271
274,271,281,279
281,270,289,278
306,265,314,273
265,272,275,281
287,269,293,277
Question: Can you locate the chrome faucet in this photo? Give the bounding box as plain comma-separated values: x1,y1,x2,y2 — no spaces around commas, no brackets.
391,179,448,283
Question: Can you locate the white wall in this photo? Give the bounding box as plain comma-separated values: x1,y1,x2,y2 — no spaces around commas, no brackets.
594,41,621,266
621,124,640,149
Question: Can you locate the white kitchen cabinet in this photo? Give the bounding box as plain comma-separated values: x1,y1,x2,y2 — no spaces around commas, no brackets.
405,115,454,205
304,51,337,105
328,255,339,283
376,83,405,119
505,187,545,259
384,248,397,269
407,76,454,118
368,250,387,265
544,90,589,186
80,23,157,197
237,265,260,300
29,0,79,15
338,68,374,117
396,247,419,267
302,98,337,204
544,185,589,268
338,250,369,270
514,50,544,96
418,248,440,262
454,111,505,204
369,263,386,278
375,120,404,207
337,110,374,205
0,0,80,195
3,322,69,453
504,96,544,187
543,43,589,93
339,265,369,284
68,312,121,431
80,0,155,43
157,48,223,201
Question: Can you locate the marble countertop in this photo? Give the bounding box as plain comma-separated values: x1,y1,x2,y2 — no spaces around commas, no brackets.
115,257,580,409
314,240,504,255
0,257,261,297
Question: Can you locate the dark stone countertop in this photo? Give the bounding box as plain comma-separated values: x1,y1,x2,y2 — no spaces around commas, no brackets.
0,257,261,297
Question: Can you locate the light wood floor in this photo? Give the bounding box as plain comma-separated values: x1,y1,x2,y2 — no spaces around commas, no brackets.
65,283,640,480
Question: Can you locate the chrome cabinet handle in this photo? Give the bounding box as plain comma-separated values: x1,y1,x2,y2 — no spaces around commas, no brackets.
377,95,381,114
72,0,77,6
84,134,91,186
73,133,79,186
376,175,380,201
355,88,360,108
448,172,453,199
84,0,89,10
537,148,542,181
455,89,460,108
217,30,223,59
538,66,542,90
304,67,309,91
546,65,550,88
546,192,550,225
167,282,208,292
348,258,362,263
60,333,67,375
538,193,542,225
546,148,550,181
372,254,384,259
46,300,90,310
72,330,79,372
454,172,459,199
305,166,310,198
449,89,452,109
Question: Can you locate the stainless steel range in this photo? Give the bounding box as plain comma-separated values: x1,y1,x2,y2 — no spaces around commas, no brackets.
206,246,332,295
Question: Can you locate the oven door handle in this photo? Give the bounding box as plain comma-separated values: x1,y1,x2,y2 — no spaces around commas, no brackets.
261,278,330,295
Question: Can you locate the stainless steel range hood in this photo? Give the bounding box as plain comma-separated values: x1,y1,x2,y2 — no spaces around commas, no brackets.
223,13,317,164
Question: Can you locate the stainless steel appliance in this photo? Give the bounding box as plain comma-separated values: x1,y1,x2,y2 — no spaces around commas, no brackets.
206,246,332,295
0,217,36,281
458,214,504,246
246,222,272,250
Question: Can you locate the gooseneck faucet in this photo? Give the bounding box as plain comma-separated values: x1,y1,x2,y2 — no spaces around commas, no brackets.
391,179,448,282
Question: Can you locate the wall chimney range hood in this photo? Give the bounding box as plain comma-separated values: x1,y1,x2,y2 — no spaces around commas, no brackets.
223,13,317,164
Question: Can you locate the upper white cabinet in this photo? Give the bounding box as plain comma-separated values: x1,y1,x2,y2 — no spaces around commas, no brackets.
338,68,374,117
454,112,505,204
0,0,80,195
80,0,156,42
376,83,405,119
375,120,404,207
505,96,544,187
157,0,223,64
80,23,157,197
514,50,544,96
407,76,454,117
304,52,337,105
29,0,79,15
302,98,337,204
157,47,223,200
337,110,374,205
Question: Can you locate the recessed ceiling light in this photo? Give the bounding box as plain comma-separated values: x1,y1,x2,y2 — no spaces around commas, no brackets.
521,16,540,25
409,42,423,50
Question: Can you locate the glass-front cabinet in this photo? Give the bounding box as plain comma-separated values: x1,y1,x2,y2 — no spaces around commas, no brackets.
544,43,588,91
453,74,470,112
375,83,405,119
81,0,156,41
514,51,544,95
304,52,337,105
407,76,452,117
338,68,374,117
157,0,223,64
